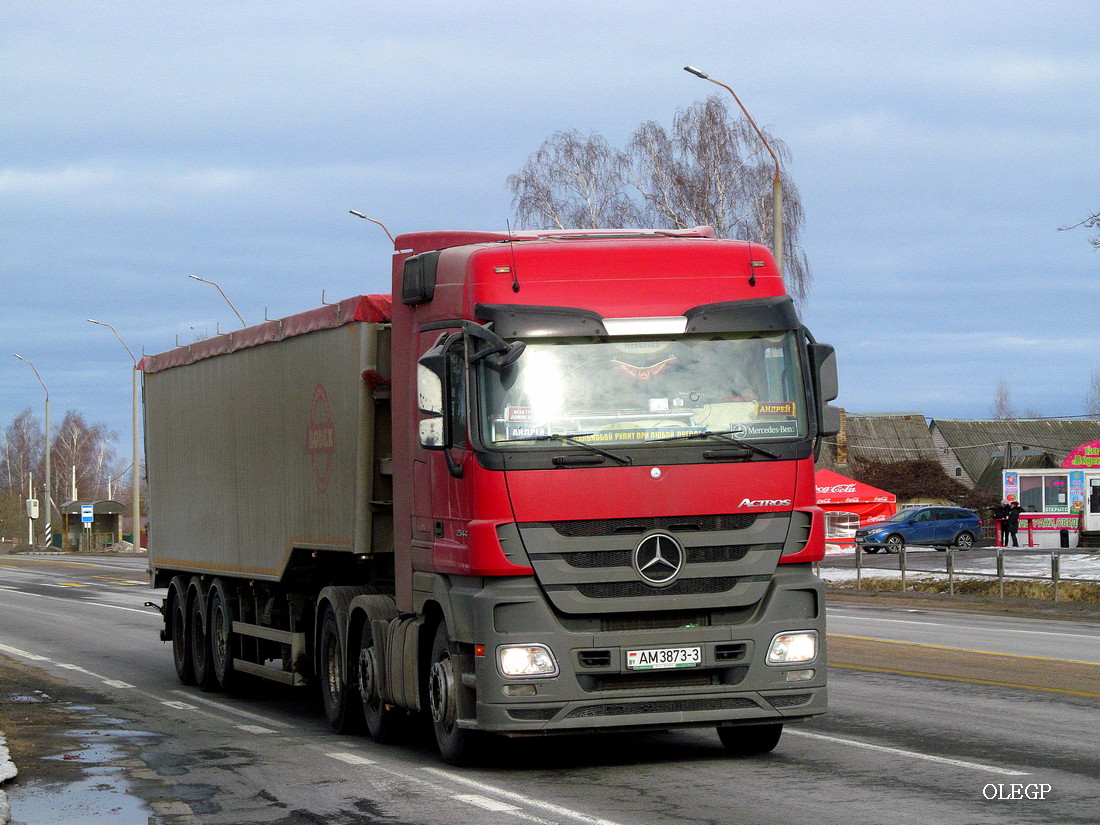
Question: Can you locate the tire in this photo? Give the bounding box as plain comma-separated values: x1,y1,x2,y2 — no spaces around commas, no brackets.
884,534,905,553
357,618,402,744
717,723,783,756
863,546,880,554
428,621,483,766
188,582,216,691
208,581,238,691
954,531,975,550
319,608,360,734
170,579,195,686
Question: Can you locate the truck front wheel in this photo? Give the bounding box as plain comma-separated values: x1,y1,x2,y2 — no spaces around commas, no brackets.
717,723,783,756
358,616,401,744
428,621,483,765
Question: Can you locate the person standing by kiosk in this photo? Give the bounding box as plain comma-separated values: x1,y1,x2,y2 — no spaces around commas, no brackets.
1004,501,1022,548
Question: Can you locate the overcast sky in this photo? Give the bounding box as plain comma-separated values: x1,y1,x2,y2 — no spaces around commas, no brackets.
4,1,1099,462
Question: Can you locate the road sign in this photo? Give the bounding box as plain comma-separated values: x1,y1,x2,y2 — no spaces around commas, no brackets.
81,504,94,524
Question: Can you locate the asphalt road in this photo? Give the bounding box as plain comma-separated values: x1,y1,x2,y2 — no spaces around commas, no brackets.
1,553,1098,825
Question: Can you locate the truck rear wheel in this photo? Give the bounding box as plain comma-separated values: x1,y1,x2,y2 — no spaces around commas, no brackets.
428,621,483,766
170,579,195,685
188,582,216,691
320,608,360,733
208,581,237,691
717,723,783,756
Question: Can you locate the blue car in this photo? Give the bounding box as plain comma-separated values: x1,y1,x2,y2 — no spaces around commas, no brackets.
855,506,983,553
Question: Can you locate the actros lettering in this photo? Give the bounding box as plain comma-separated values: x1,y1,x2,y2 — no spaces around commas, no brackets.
739,498,792,508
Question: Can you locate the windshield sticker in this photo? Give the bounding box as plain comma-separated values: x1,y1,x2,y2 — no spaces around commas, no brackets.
506,406,534,422
507,424,550,439
756,401,796,418
730,421,800,437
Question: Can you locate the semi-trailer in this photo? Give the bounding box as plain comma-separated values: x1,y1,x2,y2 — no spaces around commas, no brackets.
144,226,840,764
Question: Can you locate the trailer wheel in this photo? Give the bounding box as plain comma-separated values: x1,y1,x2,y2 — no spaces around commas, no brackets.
717,723,783,756
188,583,215,691
319,608,360,733
209,582,237,691
169,579,195,685
428,621,483,766
358,619,401,744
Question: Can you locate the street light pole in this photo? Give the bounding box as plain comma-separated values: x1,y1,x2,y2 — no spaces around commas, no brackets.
189,274,247,328
683,66,784,276
88,320,142,550
13,354,51,548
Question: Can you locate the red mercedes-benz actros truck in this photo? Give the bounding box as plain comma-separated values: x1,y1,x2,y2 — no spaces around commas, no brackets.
144,226,839,765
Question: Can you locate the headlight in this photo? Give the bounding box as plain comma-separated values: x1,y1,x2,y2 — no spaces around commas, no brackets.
497,644,558,677
767,631,818,665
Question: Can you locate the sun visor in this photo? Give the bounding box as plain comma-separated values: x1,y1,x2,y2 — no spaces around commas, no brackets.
684,296,800,333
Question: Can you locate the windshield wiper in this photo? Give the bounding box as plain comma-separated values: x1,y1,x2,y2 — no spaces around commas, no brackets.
647,429,780,459
504,433,632,466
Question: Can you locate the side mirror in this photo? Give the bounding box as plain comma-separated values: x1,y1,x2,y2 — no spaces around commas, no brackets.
417,350,447,450
808,342,840,437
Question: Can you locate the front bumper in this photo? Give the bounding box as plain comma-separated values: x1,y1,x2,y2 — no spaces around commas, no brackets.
448,564,828,735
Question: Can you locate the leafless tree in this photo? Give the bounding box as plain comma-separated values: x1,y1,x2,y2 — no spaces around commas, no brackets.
991,379,1017,420
627,96,811,301
1061,210,1100,248
1086,368,1100,418
507,130,639,230
508,95,812,301
50,410,119,504
1,409,44,498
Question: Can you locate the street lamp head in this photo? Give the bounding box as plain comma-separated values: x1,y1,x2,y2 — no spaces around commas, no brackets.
683,66,709,79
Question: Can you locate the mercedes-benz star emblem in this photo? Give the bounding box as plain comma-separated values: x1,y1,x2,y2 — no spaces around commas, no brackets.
633,533,684,587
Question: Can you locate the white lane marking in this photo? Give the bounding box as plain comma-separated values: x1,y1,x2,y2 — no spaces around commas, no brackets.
0,643,50,662
787,730,1029,776
169,691,290,728
235,724,277,734
0,586,158,615
0,645,134,689
162,701,198,711
423,767,629,825
327,752,376,766
456,793,522,813
828,611,1093,639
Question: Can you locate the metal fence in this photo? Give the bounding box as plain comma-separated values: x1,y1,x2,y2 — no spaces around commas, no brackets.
816,547,1100,602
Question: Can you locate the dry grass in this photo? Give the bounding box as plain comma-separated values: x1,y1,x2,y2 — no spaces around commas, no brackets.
833,576,1100,603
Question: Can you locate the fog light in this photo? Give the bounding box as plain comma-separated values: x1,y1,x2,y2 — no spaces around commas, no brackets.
498,644,558,677
785,669,816,682
767,631,818,665
503,684,537,697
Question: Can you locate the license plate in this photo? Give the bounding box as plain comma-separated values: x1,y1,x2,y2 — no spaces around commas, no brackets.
626,646,701,670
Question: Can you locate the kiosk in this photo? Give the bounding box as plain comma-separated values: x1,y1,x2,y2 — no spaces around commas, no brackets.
1002,440,1100,548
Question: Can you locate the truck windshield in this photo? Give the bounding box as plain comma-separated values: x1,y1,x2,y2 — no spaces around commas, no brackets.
477,331,808,448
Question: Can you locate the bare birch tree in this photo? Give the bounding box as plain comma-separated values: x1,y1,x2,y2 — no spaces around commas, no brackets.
991,379,1017,420
1086,368,1100,418
508,95,812,301
507,130,638,230
50,411,119,504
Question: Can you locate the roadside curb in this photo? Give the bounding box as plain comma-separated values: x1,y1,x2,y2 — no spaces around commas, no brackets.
0,731,16,825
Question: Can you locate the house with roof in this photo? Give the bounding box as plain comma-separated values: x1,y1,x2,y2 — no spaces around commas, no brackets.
817,410,940,473
929,418,1100,492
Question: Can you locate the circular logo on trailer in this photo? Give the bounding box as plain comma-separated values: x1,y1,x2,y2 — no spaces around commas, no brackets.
307,383,336,494
633,533,684,587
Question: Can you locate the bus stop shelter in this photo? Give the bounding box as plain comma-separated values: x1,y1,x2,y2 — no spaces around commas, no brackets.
60,500,125,552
